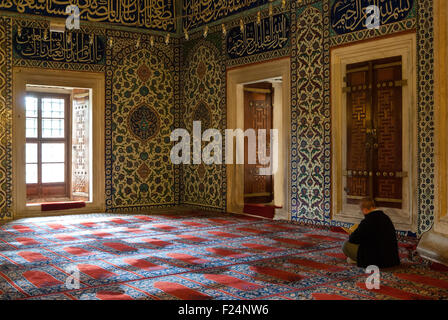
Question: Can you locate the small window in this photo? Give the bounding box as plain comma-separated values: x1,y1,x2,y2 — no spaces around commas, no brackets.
25,87,92,204
25,93,69,201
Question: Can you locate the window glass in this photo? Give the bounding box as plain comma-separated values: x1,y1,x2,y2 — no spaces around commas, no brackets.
42,163,65,183
25,117,37,138
26,143,37,163
42,119,64,138
25,97,38,117
42,98,65,118
26,164,38,184
42,143,65,163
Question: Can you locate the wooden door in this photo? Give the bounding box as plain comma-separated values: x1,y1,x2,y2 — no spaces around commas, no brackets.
372,59,403,208
243,82,273,204
345,63,371,203
345,57,403,209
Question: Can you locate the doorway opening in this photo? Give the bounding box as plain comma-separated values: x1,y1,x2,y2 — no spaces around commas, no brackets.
226,58,291,220
242,80,282,218
242,81,274,201
331,33,417,232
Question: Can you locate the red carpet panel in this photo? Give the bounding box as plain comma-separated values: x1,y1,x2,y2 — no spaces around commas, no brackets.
0,211,446,300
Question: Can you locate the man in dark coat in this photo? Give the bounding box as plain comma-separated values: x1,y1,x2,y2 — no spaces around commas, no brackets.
342,198,400,268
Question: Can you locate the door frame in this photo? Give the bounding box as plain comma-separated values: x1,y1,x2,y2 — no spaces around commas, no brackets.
226,58,291,220
330,33,418,232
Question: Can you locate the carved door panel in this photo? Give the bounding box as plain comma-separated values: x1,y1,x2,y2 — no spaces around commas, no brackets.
346,67,371,203
244,83,273,204
346,57,403,209
373,61,403,208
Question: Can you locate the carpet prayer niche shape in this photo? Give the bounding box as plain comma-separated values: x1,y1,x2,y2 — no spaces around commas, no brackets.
0,211,447,300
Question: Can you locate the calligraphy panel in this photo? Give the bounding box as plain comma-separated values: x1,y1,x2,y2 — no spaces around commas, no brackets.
0,0,175,32
183,0,269,30
13,26,105,65
226,13,290,59
331,0,414,35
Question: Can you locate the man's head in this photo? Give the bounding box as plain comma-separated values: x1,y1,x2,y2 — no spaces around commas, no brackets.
360,198,377,215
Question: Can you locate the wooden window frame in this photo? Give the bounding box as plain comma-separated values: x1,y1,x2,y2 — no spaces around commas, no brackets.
13,68,105,217
25,92,71,202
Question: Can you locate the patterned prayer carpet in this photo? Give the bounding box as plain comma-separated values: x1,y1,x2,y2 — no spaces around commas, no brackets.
0,210,447,300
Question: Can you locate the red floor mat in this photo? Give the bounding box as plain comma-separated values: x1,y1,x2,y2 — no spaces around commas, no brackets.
243,204,276,219
0,211,446,300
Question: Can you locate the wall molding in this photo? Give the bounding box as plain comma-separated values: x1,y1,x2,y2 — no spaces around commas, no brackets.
433,0,448,236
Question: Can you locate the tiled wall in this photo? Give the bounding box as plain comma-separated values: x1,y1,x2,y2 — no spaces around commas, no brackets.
178,0,433,236
105,37,177,211
0,0,435,237
181,39,226,211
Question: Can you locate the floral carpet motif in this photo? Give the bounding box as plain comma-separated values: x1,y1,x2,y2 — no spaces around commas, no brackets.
0,211,446,300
